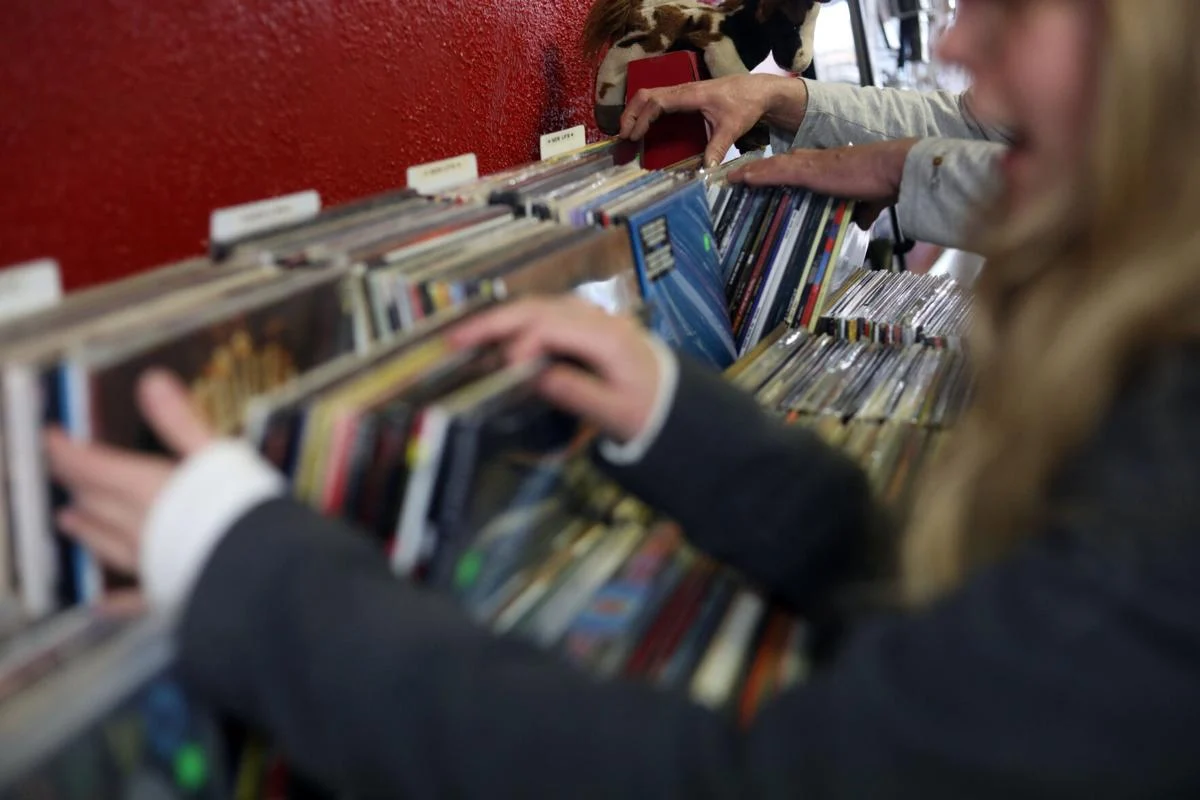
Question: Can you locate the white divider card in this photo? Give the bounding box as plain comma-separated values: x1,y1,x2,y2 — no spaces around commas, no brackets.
406,153,479,195
539,125,587,161
0,258,63,323
210,189,322,247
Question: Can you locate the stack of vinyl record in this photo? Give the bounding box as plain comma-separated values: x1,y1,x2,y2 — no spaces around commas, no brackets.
818,268,973,349
451,145,740,369
221,189,639,346
0,190,639,621
0,172,820,796
0,259,334,617
705,153,873,353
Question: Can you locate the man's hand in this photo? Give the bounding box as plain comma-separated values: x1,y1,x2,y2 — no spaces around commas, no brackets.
729,139,919,228
620,75,809,169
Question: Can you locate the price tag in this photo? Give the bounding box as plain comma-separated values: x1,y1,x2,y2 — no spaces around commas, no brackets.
406,153,479,195
0,258,63,323
210,190,321,246
539,125,587,160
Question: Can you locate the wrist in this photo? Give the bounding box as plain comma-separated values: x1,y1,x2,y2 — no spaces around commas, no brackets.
760,76,810,135
880,138,921,197
598,338,679,467
142,439,286,615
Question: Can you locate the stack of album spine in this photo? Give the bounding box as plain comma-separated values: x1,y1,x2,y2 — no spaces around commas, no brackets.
0,188,639,622
704,152,873,352
447,145,872,367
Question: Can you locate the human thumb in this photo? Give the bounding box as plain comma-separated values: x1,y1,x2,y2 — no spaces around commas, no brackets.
704,125,738,171
137,370,215,457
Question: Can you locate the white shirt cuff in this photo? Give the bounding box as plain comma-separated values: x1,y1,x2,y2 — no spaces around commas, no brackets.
598,337,679,466
141,439,286,615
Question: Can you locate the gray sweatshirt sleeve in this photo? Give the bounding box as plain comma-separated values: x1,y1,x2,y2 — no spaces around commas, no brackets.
895,138,1006,248
785,80,1009,147
768,81,1010,248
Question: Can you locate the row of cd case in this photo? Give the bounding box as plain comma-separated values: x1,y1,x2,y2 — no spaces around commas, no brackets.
0,299,981,799
730,318,974,518
818,268,973,349
0,306,817,798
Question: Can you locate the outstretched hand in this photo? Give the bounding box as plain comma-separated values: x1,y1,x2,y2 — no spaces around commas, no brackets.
450,297,663,444
620,75,801,169
44,370,215,584
728,139,919,229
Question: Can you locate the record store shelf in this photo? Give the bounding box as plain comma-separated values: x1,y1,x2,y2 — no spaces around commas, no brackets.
0,143,937,798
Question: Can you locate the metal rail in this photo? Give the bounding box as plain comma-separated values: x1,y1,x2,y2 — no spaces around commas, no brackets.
845,0,911,271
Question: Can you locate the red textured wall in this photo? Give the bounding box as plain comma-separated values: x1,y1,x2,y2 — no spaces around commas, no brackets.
0,0,598,290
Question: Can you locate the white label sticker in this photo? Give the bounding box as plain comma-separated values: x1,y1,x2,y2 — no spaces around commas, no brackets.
539,125,587,160
210,189,321,246
0,258,63,323
406,153,479,195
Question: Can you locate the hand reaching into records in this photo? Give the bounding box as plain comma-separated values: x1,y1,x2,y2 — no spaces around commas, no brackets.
728,139,919,229
620,75,809,170
450,297,663,445
44,370,214,590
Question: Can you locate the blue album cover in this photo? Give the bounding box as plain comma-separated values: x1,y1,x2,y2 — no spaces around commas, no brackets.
621,182,737,369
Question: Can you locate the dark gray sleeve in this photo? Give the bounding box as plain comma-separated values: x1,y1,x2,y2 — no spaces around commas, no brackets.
597,355,877,611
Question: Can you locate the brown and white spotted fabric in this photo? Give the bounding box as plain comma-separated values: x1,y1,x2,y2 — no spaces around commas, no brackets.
583,0,826,133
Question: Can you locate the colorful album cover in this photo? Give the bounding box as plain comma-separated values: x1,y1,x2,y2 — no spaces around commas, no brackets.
81,278,352,453
621,181,737,368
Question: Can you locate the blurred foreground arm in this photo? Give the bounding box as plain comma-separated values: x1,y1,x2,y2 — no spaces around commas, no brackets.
45,328,1200,799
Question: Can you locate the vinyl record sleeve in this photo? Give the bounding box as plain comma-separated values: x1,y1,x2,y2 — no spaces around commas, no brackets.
619,182,737,368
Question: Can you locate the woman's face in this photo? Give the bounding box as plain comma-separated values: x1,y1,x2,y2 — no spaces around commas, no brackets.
938,0,1101,208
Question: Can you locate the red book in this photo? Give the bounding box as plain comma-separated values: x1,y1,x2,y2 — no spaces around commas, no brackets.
625,51,709,170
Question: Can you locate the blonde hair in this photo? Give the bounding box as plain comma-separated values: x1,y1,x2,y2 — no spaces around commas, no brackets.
901,0,1200,605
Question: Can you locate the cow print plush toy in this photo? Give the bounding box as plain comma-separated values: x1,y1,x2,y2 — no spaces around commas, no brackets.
583,0,828,137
